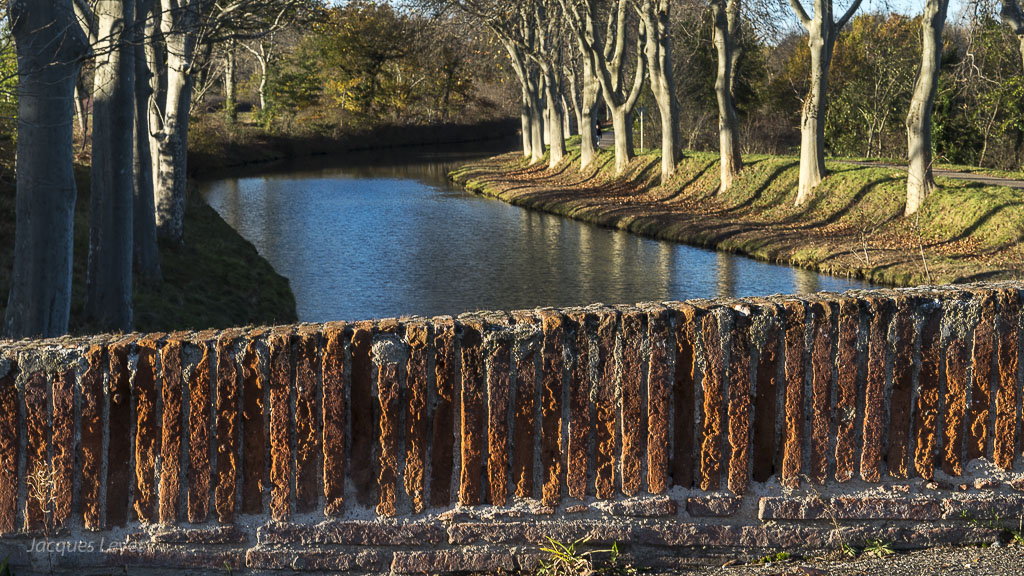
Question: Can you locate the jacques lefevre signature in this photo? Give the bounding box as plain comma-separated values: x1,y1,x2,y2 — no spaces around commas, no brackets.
26,537,129,556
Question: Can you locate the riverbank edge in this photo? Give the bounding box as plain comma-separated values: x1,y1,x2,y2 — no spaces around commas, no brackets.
188,118,519,180
449,151,1018,288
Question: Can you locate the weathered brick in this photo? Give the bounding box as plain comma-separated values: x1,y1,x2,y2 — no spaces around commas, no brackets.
351,322,378,507
994,289,1019,470
486,333,512,506
377,360,400,517
245,547,383,572
215,332,241,524
152,525,247,544
294,330,322,513
595,495,677,517
781,301,806,489
241,335,267,515
758,496,941,521
563,312,591,500
630,523,768,548
134,338,161,523
446,521,630,546
391,549,515,574
943,308,971,477
834,298,859,482
727,307,752,494
887,302,915,479
511,311,538,500
539,310,565,505
51,369,74,530
268,330,293,521
187,338,213,524
808,301,833,485
459,320,485,506
940,495,1024,520
23,372,47,531
107,339,134,528
259,520,446,546
915,306,943,479
0,361,18,534
80,348,103,530
159,339,183,524
861,297,891,482
594,311,618,499
686,496,742,517
672,305,699,488
646,306,671,494
322,323,347,516
105,545,244,571
700,311,725,491
430,317,456,507
404,322,429,513
620,309,645,496
968,293,995,462
752,304,780,484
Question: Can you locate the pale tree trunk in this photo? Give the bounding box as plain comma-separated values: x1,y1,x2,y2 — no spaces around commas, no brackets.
225,41,237,122
4,0,89,338
561,94,574,136
1000,0,1024,71
503,38,535,161
527,70,545,164
712,0,742,192
574,45,602,170
542,65,566,168
154,0,197,244
789,0,863,205
257,55,268,110
134,0,161,282
641,0,680,183
905,0,950,217
86,0,136,332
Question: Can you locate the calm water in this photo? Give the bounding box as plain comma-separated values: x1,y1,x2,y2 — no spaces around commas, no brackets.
200,148,873,323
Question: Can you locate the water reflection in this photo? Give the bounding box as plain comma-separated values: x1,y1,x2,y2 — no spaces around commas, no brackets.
200,151,875,323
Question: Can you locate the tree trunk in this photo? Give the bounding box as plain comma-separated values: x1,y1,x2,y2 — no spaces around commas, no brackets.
542,66,566,168
611,107,632,173
134,0,161,282
257,52,269,110
4,0,89,338
520,88,533,160
712,0,742,192
642,0,680,182
225,41,237,122
527,71,545,165
905,0,949,217
154,0,196,245
86,0,136,332
795,26,833,206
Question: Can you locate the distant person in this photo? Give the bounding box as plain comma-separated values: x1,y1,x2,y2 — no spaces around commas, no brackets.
594,121,602,149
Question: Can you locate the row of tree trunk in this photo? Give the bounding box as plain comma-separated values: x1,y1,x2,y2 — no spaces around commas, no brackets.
5,0,201,338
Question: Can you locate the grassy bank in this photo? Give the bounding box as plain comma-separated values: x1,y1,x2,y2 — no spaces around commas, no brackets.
0,160,296,336
452,139,1024,287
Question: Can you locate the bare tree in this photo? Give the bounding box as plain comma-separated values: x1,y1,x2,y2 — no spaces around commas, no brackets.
531,0,568,168
561,0,648,175
4,0,90,338
565,37,603,169
1002,0,1024,70
905,0,951,216
711,0,742,191
789,0,864,205
639,0,679,182
135,0,162,282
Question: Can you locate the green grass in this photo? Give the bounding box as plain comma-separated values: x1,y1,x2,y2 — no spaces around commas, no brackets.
0,158,297,336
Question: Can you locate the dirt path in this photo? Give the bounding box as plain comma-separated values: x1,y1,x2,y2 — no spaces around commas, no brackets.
840,159,1024,189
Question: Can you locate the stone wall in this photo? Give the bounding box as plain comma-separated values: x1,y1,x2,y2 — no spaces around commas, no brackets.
2,283,1024,574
